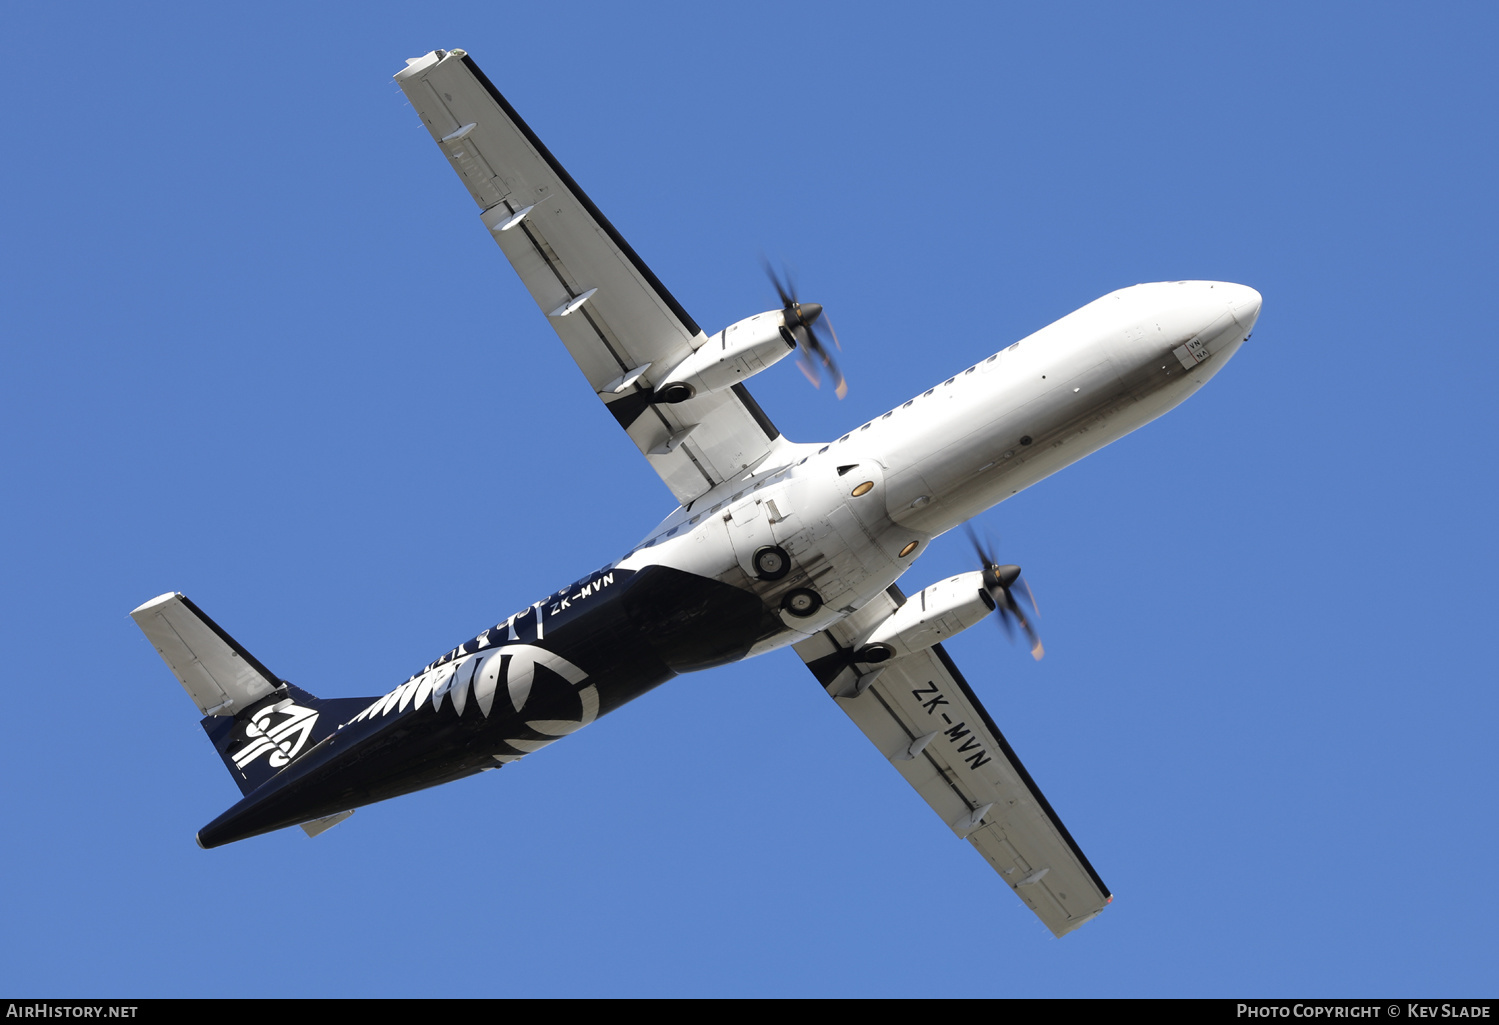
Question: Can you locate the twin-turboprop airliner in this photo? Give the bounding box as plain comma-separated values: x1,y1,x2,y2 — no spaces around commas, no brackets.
131,48,1260,938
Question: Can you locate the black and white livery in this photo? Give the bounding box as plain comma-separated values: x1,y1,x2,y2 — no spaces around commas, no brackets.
132,48,1261,938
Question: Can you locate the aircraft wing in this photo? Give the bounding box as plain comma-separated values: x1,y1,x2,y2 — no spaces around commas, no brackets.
394,49,786,505
793,587,1112,937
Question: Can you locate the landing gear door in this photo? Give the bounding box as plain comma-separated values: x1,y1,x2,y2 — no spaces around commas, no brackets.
724,497,775,579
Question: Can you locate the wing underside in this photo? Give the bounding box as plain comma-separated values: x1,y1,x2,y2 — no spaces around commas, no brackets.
793,587,1111,937
394,49,787,504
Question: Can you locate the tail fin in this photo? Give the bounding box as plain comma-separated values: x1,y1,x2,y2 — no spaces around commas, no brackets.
132,592,374,835
199,683,373,797
131,592,280,718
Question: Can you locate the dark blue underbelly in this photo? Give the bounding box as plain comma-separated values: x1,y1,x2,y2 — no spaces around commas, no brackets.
196,565,778,846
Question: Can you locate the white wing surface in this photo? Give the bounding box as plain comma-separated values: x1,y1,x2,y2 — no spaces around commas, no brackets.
793,587,1111,937
394,49,787,504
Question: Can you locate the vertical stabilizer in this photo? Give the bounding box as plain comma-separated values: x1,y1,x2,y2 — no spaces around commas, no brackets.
133,593,377,837
201,684,372,796
130,592,280,718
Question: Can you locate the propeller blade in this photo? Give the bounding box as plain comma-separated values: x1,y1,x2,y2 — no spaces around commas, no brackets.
806,324,848,399
763,260,847,397
762,259,792,308
822,312,844,352
963,524,992,566
963,525,1044,660
796,353,822,388
1017,576,1041,619
1011,602,1044,661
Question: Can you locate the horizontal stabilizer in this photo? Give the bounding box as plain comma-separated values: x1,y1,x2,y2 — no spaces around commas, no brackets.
131,593,280,717
300,809,354,838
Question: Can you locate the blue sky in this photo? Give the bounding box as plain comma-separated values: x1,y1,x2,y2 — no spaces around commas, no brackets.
3,2,1495,997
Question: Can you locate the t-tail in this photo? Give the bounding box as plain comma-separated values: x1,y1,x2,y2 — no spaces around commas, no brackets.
131,593,376,840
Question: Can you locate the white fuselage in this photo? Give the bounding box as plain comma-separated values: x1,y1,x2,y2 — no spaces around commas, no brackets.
620,280,1261,654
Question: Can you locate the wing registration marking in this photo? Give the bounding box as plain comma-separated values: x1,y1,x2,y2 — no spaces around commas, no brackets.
909,679,991,770
910,680,950,714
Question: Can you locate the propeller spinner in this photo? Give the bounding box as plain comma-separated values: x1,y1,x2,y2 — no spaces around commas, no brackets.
966,525,1044,661
764,262,847,399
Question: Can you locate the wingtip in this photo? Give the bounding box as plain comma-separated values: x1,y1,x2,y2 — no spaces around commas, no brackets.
130,592,183,617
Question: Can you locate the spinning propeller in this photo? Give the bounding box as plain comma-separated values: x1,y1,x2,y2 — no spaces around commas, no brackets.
764,262,848,399
966,526,1045,661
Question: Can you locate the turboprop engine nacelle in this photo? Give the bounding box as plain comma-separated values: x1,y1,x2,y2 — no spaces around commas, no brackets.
653,311,798,403
854,571,996,663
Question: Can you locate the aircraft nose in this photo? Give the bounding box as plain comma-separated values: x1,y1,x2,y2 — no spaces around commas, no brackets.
1228,284,1262,332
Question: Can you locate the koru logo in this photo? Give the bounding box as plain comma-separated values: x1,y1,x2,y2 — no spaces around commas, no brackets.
231,702,319,770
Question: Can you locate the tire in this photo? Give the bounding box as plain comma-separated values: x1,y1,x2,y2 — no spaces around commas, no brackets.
781,588,823,618
752,545,791,581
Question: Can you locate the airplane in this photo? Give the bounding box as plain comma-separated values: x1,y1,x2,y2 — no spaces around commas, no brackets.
131,47,1261,938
